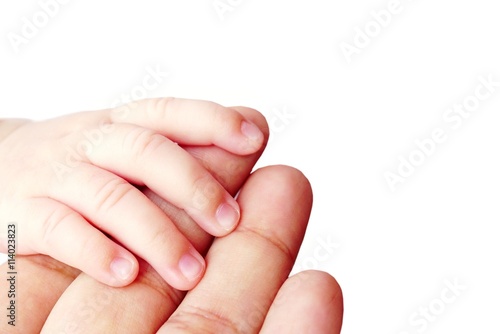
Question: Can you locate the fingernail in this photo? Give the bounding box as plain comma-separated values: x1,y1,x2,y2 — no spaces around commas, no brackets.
241,121,264,143
216,202,240,231
110,257,134,281
179,251,205,282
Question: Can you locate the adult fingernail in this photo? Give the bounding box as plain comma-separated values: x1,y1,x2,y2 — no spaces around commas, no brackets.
216,202,240,231
110,257,134,281
241,121,264,144
179,251,205,282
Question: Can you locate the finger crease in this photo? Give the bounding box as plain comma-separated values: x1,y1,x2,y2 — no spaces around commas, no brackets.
41,209,75,246
236,226,295,265
94,179,131,216
168,304,241,334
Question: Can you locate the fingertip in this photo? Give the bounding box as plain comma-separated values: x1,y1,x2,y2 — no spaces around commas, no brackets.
177,249,206,290
108,255,139,287
240,120,265,153
158,247,206,292
231,106,270,146
215,200,241,234
216,108,265,155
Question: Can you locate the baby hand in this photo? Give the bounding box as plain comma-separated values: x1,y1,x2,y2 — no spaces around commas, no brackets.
0,98,265,290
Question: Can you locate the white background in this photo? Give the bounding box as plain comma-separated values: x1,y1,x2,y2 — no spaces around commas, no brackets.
1,0,499,333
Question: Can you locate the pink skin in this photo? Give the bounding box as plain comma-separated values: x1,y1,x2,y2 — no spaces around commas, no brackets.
0,108,343,333
0,98,264,290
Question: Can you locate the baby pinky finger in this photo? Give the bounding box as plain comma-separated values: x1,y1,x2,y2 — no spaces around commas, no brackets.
19,198,139,287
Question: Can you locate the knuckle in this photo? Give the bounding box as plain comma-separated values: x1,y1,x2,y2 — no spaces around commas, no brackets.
143,224,172,252
124,127,166,158
146,97,175,121
93,178,134,217
40,207,79,246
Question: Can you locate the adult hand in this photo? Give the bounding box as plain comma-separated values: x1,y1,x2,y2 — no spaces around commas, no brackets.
0,109,343,333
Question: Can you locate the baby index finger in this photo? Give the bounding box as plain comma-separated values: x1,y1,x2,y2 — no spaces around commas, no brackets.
85,124,242,237
108,97,264,155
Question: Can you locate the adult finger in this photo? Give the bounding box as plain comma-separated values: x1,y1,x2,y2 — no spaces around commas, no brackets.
159,165,313,333
260,270,343,334
41,107,269,333
0,255,80,333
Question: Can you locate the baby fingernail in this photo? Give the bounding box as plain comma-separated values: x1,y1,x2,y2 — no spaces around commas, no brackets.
110,257,134,281
241,121,264,144
179,251,205,282
216,202,240,231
